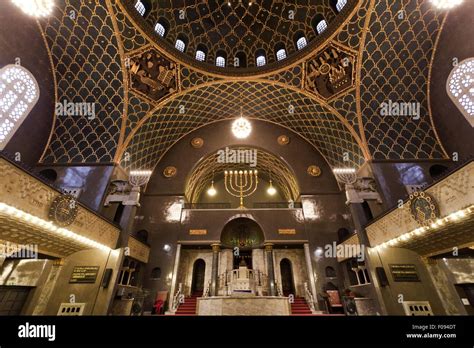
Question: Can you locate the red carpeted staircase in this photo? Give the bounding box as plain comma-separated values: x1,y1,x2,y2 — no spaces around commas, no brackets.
291,297,314,316
175,292,201,316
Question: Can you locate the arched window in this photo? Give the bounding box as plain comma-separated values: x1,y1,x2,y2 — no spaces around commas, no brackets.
135,0,146,16
276,48,287,61
135,229,149,243
195,50,206,61
216,56,226,67
151,267,161,279
325,266,337,278
234,52,247,68
256,49,266,67
175,39,186,52
256,55,266,67
154,23,165,37
447,57,474,126
194,44,207,62
316,19,328,34
296,36,307,50
0,65,39,150
336,0,347,12
38,168,58,182
429,164,449,180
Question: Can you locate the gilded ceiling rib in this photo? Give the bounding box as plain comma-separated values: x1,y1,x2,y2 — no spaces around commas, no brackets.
37,19,59,164
426,13,449,159
106,0,131,164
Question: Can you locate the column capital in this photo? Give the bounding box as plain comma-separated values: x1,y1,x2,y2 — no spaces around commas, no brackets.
211,243,221,252
264,242,274,251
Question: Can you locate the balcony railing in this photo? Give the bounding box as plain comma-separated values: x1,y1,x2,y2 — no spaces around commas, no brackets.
253,202,302,209
182,202,302,210
183,203,232,209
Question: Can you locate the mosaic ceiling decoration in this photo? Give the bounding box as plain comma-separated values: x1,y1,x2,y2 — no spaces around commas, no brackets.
122,0,358,75
304,42,356,101
358,0,448,160
128,47,178,103
185,147,299,203
39,0,124,163
38,0,449,174
118,81,366,171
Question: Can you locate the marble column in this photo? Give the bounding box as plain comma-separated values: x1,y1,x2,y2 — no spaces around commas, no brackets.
264,243,276,296
168,243,182,311
210,243,221,296
304,243,319,310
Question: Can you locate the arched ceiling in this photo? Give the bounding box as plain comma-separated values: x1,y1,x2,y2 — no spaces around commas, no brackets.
121,0,358,75
185,146,299,203
119,80,367,171
37,0,449,173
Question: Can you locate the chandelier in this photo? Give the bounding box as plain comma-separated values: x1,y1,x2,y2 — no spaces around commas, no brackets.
207,180,217,196
231,107,252,139
430,0,463,9
12,0,54,17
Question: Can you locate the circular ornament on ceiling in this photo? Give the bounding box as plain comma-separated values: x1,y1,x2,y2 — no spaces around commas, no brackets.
191,137,204,148
307,165,322,177
277,135,290,145
163,166,177,178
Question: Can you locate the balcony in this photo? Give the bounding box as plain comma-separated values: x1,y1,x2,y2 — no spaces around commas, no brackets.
366,160,474,257
0,155,120,257
182,202,302,210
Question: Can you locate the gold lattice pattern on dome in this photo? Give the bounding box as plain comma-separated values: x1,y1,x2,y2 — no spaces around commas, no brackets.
39,0,124,163
357,0,448,160
37,0,448,168
185,147,299,203
118,80,367,172
132,0,341,69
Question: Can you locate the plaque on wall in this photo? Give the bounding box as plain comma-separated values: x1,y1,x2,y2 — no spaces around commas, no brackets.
389,264,420,282
278,229,296,235
189,229,207,235
69,266,100,284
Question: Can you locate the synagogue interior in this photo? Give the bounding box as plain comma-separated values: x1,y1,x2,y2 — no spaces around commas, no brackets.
0,0,473,318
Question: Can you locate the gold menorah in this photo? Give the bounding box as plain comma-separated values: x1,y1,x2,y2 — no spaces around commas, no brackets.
224,170,258,209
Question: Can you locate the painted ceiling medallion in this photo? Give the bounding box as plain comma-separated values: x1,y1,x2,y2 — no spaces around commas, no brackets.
305,43,356,101
277,135,290,145
163,166,177,178
307,165,322,177
408,192,440,226
128,48,177,103
191,137,204,148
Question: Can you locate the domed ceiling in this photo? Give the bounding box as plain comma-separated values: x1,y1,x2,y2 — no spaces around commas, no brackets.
122,0,357,75
36,0,449,176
